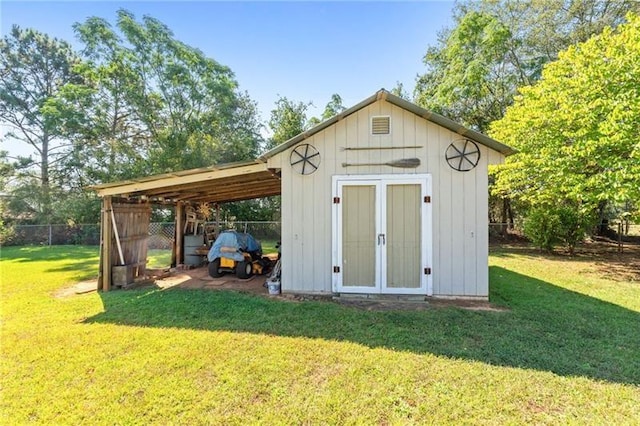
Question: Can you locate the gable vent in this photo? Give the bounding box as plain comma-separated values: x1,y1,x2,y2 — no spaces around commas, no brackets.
371,116,390,135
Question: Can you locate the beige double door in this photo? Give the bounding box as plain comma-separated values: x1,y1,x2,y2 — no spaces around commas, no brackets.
333,175,432,295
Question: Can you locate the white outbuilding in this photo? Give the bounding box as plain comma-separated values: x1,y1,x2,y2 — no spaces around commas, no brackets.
261,89,514,300
94,89,514,300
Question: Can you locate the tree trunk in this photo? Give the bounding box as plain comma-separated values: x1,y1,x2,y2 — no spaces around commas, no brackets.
506,198,514,229
41,132,51,224
596,201,608,235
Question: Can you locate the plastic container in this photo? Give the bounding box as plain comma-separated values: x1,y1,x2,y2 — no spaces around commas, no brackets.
267,280,281,295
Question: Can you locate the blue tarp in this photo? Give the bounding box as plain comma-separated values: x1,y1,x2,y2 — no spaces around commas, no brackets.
208,231,262,262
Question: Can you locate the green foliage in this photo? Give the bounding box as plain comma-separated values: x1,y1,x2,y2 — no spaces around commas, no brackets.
415,0,639,132
492,14,640,225
417,1,640,229
390,82,410,100
69,10,262,180
221,197,280,222
3,11,266,226
0,26,83,223
308,93,346,127
55,192,102,225
416,11,515,131
266,96,310,150
523,207,562,252
0,201,15,245
523,205,596,253
261,94,319,218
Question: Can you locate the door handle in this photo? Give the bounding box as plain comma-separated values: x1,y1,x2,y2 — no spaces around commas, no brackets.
378,234,386,245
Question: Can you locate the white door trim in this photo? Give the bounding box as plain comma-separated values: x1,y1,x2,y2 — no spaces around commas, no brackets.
333,179,381,293
332,174,432,295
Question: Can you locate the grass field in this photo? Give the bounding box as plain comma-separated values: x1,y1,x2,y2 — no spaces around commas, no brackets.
1,245,638,424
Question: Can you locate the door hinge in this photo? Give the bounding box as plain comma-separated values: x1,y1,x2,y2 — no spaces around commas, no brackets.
333,266,340,273
424,267,432,275
424,195,431,203
333,197,340,204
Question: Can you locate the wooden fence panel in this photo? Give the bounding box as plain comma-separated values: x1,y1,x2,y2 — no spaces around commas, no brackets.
111,203,151,285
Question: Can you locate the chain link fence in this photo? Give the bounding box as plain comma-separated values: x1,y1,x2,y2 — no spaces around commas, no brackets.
3,221,637,247
5,223,101,246
4,221,282,248
147,221,281,249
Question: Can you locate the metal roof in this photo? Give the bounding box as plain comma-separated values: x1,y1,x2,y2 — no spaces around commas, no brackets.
259,89,516,160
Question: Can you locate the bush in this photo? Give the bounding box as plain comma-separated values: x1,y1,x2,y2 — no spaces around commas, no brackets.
524,205,595,254
0,222,15,245
0,202,15,245
524,207,562,252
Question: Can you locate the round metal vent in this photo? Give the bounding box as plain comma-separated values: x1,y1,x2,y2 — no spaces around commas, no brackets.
445,139,480,171
290,144,320,175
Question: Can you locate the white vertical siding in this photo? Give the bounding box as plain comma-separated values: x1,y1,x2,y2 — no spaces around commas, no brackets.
267,100,505,297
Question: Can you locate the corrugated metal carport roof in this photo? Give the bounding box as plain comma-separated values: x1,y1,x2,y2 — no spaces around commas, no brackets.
92,160,280,204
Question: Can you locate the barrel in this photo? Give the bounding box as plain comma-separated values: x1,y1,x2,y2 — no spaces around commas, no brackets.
184,235,205,266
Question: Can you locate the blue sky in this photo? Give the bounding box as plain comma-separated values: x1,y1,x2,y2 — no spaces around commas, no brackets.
1,1,454,152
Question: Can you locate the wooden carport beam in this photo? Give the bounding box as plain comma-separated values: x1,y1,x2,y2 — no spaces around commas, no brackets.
94,163,269,197
101,196,113,292
175,184,281,201
136,172,279,195
184,189,282,204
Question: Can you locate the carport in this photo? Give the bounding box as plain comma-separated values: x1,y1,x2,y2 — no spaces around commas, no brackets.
92,160,281,291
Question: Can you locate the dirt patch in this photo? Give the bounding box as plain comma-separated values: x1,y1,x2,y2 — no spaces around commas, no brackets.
53,279,97,298
492,238,640,283
579,238,640,282
425,298,509,312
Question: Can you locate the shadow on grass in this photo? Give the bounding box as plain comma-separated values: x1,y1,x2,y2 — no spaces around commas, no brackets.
45,258,100,274
3,245,99,263
86,266,639,385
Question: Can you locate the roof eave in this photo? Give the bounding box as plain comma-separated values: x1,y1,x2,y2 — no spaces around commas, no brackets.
383,93,517,156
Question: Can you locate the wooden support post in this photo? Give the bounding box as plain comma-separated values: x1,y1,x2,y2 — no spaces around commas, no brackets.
97,201,104,291
175,201,184,266
102,196,113,291
170,215,177,268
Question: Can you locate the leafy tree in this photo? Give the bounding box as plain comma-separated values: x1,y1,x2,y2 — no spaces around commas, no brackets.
70,9,261,179
0,26,82,223
56,15,151,185
265,96,310,150
216,91,263,163
390,82,410,100
415,0,639,132
416,10,515,132
416,1,638,230
491,14,640,244
308,93,346,127
0,151,16,242
319,93,346,121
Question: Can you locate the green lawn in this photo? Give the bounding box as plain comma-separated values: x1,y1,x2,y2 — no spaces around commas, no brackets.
1,245,638,424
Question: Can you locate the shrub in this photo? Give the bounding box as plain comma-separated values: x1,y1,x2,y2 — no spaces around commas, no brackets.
524,205,595,254
524,207,562,252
